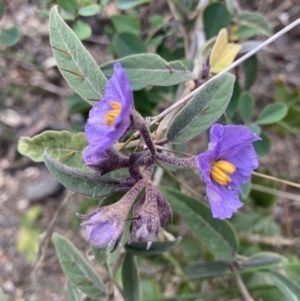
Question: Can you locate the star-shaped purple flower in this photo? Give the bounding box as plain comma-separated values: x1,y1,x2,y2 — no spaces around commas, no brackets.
83,62,132,165
198,124,261,219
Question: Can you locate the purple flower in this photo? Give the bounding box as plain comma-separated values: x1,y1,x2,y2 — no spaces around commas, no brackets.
77,180,146,250
198,124,260,219
83,62,132,164
77,205,125,249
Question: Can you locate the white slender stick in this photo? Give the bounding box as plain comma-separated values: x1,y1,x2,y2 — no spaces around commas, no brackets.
150,17,300,123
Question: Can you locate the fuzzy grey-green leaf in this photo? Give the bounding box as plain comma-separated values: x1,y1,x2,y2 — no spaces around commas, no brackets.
18,131,88,169
260,271,300,301
167,73,235,143
125,237,182,256
52,233,106,299
49,6,106,105
44,149,118,197
67,281,82,301
186,261,229,279
100,54,195,86
237,11,272,37
0,288,6,301
160,187,237,261
122,253,142,301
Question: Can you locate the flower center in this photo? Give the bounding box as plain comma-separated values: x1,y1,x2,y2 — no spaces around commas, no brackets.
211,160,236,186
105,101,122,126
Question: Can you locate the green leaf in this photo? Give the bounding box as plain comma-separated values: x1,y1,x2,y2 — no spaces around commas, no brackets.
247,124,261,135
57,0,78,14
112,33,146,58
142,279,161,299
236,25,258,39
18,130,88,167
92,247,111,273
261,271,300,301
167,73,235,144
44,149,118,197
78,4,99,16
240,182,250,199
253,132,271,158
226,80,241,117
122,253,142,301
111,15,140,35
72,20,92,41
237,11,272,37
241,252,285,270
0,288,6,301
49,6,107,105
0,0,4,21
52,233,106,298
240,41,262,53
186,261,229,279
203,2,230,39
160,187,238,261
67,281,82,301
255,103,288,125
125,237,182,256
116,0,151,9
100,54,195,86
225,0,234,15
66,93,91,116
251,173,276,208
0,26,20,47
238,92,254,123
243,55,258,90
36,9,50,17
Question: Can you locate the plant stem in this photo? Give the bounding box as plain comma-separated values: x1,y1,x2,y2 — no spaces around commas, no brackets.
150,17,300,123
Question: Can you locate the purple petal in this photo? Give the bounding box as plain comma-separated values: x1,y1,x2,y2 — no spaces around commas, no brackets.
209,124,260,158
198,148,217,184
86,222,116,247
224,144,259,186
82,148,108,165
83,63,132,164
207,184,243,219
136,224,149,241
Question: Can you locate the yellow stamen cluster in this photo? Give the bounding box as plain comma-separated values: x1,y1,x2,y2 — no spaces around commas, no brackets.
211,160,236,186
105,101,122,126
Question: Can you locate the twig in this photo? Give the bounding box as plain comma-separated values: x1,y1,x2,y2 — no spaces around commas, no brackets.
233,267,255,301
155,161,200,197
251,183,300,203
149,17,300,123
252,171,300,189
29,191,75,286
166,0,189,57
155,145,192,157
239,232,300,247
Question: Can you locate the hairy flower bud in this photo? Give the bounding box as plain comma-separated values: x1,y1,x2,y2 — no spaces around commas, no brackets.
129,182,160,249
83,147,129,174
77,205,125,251
156,188,172,227
77,180,146,251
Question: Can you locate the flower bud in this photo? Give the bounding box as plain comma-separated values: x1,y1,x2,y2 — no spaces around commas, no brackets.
86,221,116,248
83,148,129,174
77,206,124,251
156,188,172,227
77,180,146,251
129,182,160,250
